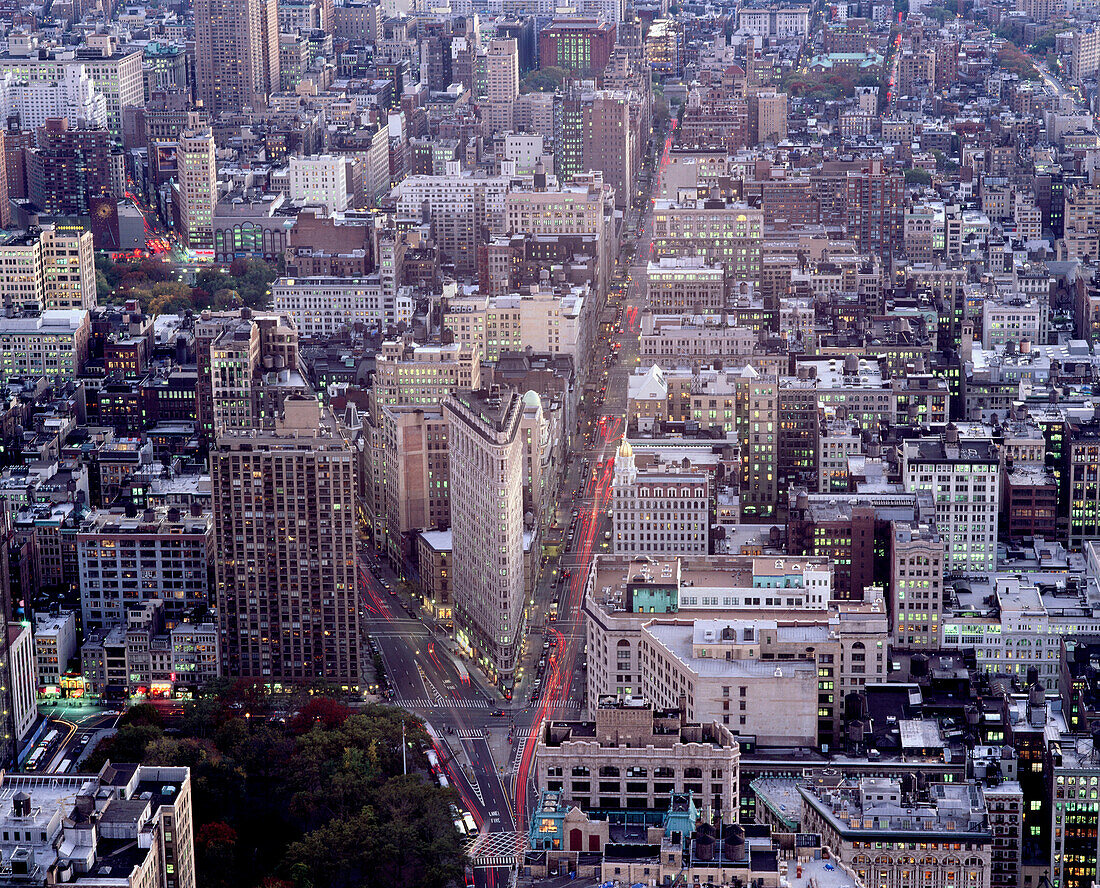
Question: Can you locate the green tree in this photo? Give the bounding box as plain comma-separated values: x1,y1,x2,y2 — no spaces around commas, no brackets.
95,269,112,302
904,168,933,186
520,66,567,93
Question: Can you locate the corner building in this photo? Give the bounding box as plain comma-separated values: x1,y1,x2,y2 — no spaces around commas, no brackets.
444,387,526,691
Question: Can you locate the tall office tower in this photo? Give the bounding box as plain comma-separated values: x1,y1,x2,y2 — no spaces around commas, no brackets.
176,128,216,252
484,38,519,135
901,425,1000,573
444,386,526,691
194,0,280,116
213,395,360,688
28,119,114,216
583,90,639,210
736,365,778,520
846,158,904,257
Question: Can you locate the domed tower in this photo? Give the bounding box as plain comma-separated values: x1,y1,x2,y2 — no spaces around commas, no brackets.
614,437,637,488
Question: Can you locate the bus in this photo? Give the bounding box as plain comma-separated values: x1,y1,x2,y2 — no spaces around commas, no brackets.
43,729,58,746
455,662,470,685
24,748,44,771
55,759,71,774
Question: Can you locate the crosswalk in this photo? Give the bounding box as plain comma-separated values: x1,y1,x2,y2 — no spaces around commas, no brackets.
456,728,485,740
393,697,490,710
471,856,515,868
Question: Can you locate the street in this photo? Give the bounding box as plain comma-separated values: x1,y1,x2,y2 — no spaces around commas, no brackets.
356,118,670,877
509,121,668,833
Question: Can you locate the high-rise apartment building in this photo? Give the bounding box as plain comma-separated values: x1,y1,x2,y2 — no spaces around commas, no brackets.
0,46,143,137
0,309,90,382
444,387,526,691
194,0,280,116
484,38,519,135
392,162,515,273
371,340,481,411
749,89,788,145
1069,28,1100,82
0,223,95,312
288,154,352,215
176,128,216,252
846,158,904,257
889,519,944,648
28,119,115,216
76,505,213,631
538,18,617,73
735,365,778,519
213,395,360,688
582,90,641,210
380,405,451,563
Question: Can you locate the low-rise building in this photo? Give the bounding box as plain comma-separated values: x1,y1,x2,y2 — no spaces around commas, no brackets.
271,276,414,337
0,765,195,888
799,777,992,888
535,695,741,818
612,439,709,557
645,257,726,313
639,618,820,747
34,612,77,692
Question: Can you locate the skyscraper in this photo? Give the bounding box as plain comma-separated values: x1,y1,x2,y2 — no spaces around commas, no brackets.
846,158,904,257
484,38,519,135
194,0,280,116
213,394,360,688
177,128,216,252
28,119,114,216
444,386,526,691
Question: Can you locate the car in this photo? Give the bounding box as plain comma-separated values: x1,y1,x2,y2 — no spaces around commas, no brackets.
491,709,506,717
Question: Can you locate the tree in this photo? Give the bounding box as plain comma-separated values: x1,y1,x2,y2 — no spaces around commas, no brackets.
213,288,242,309
86,698,464,888
904,168,932,186
95,269,111,302
121,702,165,728
196,822,239,888
83,723,163,771
520,66,567,93
149,292,193,315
